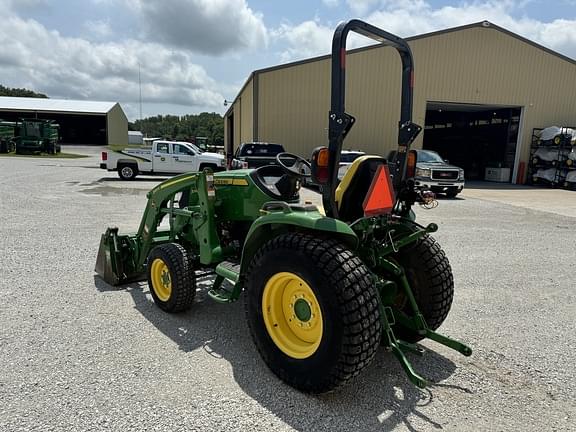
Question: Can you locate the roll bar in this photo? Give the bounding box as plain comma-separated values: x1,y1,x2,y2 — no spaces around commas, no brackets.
323,19,422,218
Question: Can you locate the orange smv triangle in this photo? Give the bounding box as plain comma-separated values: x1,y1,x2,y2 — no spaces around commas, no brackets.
362,164,395,217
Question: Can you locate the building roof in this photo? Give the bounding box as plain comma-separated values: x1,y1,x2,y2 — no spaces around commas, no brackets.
0,96,119,115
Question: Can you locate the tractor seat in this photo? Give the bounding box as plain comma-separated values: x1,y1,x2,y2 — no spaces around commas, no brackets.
335,156,388,221
250,165,300,201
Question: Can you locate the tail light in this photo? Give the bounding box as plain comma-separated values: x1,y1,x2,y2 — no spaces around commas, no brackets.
101,151,107,161
406,150,417,178
311,147,330,184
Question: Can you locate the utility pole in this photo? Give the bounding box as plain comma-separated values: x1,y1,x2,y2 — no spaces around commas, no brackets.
138,62,143,121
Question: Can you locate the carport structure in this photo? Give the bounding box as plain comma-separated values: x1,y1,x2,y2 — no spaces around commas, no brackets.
0,96,128,146
225,21,576,183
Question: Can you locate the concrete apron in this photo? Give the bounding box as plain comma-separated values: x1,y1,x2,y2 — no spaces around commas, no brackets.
462,182,576,219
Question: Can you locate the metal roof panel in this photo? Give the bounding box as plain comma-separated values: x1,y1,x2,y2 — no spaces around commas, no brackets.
0,96,118,114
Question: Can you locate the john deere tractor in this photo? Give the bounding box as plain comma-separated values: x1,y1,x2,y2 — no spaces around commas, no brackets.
96,20,471,393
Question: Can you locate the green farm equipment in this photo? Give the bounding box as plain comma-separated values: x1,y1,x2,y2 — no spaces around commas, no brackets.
0,121,16,153
96,20,471,393
14,118,61,155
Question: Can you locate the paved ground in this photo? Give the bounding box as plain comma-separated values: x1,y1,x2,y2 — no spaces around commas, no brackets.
462,181,576,219
0,149,574,431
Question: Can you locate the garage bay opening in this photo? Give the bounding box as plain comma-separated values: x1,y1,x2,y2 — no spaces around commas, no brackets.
423,102,521,182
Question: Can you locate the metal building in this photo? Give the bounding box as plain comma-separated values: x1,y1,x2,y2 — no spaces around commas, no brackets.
0,97,128,146
224,21,576,183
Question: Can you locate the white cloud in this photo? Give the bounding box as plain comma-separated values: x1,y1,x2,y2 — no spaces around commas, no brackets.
128,0,268,55
273,20,334,62
0,14,225,116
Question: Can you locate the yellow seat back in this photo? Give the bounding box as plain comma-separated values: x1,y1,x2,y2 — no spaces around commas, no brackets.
335,155,382,210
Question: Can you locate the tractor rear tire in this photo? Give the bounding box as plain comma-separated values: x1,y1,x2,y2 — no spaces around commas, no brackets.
245,233,382,394
393,234,454,342
147,243,195,313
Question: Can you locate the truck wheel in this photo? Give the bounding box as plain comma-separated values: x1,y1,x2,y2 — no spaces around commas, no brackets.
392,234,454,342
147,243,195,312
199,163,217,171
118,164,138,180
245,233,382,393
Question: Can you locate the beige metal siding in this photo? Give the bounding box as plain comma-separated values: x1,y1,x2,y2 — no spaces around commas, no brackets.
248,25,576,181
106,103,128,146
411,27,576,173
226,78,254,152
258,60,331,156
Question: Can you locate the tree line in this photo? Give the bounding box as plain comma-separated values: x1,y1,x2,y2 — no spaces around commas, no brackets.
130,112,224,146
0,85,48,98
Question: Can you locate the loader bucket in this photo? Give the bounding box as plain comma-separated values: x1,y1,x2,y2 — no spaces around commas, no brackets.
95,227,144,286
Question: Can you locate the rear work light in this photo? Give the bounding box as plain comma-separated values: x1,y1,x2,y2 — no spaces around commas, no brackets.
101,151,108,161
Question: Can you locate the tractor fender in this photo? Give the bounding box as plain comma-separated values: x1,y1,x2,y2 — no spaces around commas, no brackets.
239,205,359,278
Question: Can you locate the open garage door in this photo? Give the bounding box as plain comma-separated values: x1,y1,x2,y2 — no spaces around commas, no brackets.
423,102,521,182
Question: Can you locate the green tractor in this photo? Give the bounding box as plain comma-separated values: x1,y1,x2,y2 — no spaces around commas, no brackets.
0,120,17,153
14,118,61,155
96,20,471,393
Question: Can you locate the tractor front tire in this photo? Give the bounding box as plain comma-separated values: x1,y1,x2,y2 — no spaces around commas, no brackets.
245,233,382,393
393,234,454,342
147,243,195,313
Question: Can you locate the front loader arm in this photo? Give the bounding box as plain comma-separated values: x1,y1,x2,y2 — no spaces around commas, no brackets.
134,172,200,268
96,170,221,285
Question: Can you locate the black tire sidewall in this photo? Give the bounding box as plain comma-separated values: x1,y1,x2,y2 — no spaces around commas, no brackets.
246,247,344,381
147,244,195,312
392,234,454,342
119,165,137,180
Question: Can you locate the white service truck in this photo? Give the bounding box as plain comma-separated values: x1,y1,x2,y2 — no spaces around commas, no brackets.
100,140,226,180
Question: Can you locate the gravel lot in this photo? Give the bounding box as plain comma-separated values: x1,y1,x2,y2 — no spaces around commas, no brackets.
1,148,574,431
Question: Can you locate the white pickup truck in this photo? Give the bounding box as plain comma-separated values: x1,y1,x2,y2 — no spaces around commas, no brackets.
100,140,226,180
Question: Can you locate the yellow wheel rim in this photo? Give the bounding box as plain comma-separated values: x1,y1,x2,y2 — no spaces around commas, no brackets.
150,258,172,302
262,272,323,359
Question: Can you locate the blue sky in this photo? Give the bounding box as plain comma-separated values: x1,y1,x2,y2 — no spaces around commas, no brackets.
1,0,575,120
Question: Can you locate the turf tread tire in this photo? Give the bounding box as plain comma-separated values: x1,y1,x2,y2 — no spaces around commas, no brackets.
147,243,195,313
393,234,454,342
244,233,382,393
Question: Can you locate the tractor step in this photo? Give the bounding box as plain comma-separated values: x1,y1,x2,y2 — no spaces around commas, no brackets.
215,260,240,283
208,260,242,304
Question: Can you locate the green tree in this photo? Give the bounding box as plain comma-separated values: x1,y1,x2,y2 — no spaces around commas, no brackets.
0,85,48,98
130,112,224,146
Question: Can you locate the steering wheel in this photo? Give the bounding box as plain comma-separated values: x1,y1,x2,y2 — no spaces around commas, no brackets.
275,152,312,178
